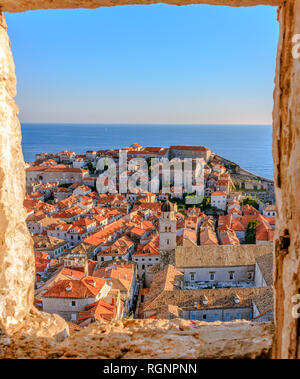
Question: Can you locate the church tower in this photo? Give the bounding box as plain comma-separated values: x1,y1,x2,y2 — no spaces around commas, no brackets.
159,200,177,267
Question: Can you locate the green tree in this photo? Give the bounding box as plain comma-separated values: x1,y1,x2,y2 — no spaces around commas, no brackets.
200,196,211,210
242,197,260,210
87,162,95,174
230,162,238,173
245,220,260,244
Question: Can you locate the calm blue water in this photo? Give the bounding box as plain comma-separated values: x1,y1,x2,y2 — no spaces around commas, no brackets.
21,123,273,180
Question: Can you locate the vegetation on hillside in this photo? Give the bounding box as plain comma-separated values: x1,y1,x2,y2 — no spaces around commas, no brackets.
242,197,260,210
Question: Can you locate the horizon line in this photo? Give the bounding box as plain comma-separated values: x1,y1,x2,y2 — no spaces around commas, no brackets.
20,122,272,126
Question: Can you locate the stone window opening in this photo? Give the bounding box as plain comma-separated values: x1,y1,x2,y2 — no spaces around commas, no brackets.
0,0,298,359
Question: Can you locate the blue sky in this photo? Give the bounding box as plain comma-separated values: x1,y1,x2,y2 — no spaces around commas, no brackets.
5,4,278,124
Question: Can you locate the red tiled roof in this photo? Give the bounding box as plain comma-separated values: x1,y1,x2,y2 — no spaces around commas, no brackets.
170,145,210,151
211,191,226,196
94,265,133,283
42,276,106,298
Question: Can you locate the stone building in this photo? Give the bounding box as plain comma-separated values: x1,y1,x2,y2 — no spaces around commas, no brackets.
42,276,111,322
175,245,272,289
263,204,277,217
142,265,273,323
168,146,211,162
33,235,69,259
26,166,88,187
211,191,227,211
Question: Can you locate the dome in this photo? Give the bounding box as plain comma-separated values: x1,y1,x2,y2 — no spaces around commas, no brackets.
162,200,173,212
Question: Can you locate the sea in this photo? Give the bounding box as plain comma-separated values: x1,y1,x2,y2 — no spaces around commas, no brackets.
21,123,274,180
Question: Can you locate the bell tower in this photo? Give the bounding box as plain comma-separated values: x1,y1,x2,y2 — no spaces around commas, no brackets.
159,200,177,266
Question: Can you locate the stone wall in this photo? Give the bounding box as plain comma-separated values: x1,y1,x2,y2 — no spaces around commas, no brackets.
0,319,274,359
0,14,35,332
272,0,300,359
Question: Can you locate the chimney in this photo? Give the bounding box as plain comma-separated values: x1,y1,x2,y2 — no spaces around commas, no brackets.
84,256,89,277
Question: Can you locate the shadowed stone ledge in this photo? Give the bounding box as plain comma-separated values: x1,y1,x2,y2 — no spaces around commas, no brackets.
0,319,274,359
0,0,282,13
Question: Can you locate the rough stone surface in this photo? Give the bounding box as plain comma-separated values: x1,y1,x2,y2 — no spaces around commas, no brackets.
272,0,300,359
11,308,70,342
0,319,274,359
0,13,69,339
0,13,35,332
0,0,282,13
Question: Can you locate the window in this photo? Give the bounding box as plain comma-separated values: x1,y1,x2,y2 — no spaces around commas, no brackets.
71,300,76,306
71,313,77,321
214,314,218,320
167,239,169,245
225,313,230,320
203,314,207,320
248,272,253,280
229,271,234,280
237,313,241,319
209,272,215,281
190,272,195,281
142,264,145,270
